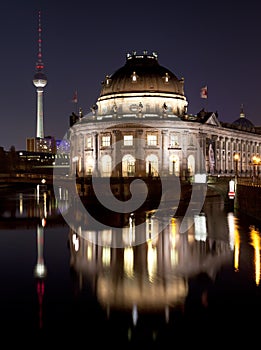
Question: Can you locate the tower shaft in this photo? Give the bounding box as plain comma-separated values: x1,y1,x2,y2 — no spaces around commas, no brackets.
36,87,44,138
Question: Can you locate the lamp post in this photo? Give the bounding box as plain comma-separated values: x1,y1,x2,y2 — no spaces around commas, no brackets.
172,160,175,175
234,153,239,177
233,153,239,210
252,156,261,181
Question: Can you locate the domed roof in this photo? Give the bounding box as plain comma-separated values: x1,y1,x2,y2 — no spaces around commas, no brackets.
232,105,255,129
99,51,185,98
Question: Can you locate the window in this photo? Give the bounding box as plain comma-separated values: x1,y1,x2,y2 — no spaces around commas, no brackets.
147,134,157,146
131,71,138,82
163,72,170,83
101,154,112,177
122,154,135,177
86,136,92,149
105,75,111,86
146,154,158,176
124,135,133,146
101,135,111,147
170,134,179,147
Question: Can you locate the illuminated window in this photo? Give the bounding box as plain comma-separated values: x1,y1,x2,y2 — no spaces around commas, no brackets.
105,75,111,85
131,71,138,82
101,154,112,177
86,156,94,175
101,135,111,147
163,72,170,83
122,154,135,177
147,134,157,146
86,136,92,149
124,135,133,146
146,154,158,176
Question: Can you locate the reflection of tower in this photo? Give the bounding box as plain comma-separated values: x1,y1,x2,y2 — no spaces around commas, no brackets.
34,218,47,329
34,219,47,278
32,10,47,139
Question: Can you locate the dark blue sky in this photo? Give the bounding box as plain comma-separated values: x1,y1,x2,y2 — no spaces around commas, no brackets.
0,0,260,150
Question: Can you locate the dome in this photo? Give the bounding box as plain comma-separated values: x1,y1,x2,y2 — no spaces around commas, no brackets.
99,51,185,97
232,106,254,129
94,51,188,119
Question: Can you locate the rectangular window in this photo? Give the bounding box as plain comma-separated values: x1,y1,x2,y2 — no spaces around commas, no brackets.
170,134,179,147
101,135,111,147
124,135,133,146
86,136,92,149
147,134,157,146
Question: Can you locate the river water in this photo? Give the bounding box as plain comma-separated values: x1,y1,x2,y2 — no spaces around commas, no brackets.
0,184,260,346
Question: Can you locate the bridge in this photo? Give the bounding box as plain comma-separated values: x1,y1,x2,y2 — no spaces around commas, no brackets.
208,175,261,222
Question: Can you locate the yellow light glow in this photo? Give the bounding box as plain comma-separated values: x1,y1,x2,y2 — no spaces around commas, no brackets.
124,247,134,278
19,193,23,215
102,247,111,266
234,153,239,161
234,228,240,272
87,245,92,260
147,239,157,282
227,212,240,270
250,226,261,286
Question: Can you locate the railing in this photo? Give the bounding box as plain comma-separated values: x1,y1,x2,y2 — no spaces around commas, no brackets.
0,173,53,185
237,177,261,187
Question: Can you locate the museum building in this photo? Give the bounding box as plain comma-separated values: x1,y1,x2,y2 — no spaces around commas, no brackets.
68,51,261,181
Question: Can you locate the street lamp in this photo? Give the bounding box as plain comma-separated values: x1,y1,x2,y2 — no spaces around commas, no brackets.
252,156,261,180
234,153,239,177
172,160,176,175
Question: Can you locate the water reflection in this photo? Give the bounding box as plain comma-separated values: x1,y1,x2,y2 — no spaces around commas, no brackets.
0,185,69,225
0,185,261,343
67,201,233,332
250,226,261,286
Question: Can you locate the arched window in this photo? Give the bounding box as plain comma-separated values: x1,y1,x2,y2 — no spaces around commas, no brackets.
101,154,112,177
187,154,195,176
122,154,135,177
169,155,179,175
86,156,94,175
146,154,158,176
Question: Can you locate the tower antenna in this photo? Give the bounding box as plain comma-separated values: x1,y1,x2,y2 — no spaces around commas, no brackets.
33,10,47,139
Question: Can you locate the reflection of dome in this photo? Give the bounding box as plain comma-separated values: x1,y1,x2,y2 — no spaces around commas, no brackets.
232,105,255,129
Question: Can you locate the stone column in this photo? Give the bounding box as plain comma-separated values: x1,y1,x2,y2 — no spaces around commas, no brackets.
92,132,99,176
112,129,122,177
135,129,145,176
161,129,169,176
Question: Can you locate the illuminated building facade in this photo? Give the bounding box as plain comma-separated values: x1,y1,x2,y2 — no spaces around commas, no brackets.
69,51,261,180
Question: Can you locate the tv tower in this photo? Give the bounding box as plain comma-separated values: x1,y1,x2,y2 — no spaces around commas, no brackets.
33,10,47,139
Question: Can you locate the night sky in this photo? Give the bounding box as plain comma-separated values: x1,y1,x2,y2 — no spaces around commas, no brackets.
0,0,260,151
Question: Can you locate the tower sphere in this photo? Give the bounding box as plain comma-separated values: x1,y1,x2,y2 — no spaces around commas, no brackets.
33,71,47,88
